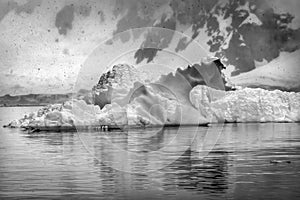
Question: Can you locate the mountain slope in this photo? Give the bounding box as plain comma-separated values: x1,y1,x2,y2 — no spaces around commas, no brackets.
230,49,300,91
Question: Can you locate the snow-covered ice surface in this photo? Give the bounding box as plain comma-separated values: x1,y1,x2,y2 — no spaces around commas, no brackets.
229,49,300,92
190,85,300,123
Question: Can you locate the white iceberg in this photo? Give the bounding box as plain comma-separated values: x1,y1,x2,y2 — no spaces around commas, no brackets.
5,60,300,131
190,85,300,123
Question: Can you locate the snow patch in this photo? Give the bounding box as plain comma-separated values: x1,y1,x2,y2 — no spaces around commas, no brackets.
230,49,300,91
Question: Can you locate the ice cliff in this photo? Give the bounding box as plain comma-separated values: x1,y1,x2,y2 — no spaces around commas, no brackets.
190,86,300,123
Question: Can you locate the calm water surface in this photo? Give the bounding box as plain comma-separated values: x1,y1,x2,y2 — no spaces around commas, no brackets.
0,107,300,199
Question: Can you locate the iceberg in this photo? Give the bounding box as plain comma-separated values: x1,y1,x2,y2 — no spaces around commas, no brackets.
190,85,300,123
4,60,300,131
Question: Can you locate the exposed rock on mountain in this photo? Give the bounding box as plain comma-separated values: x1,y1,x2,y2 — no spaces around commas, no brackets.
1,0,299,94
113,0,300,79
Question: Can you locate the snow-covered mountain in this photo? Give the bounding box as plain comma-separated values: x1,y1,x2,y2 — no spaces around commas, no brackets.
230,49,300,92
0,0,300,95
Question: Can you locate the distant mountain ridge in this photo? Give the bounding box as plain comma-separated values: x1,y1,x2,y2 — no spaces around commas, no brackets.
0,89,92,107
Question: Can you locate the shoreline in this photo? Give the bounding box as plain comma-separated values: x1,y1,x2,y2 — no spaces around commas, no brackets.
0,104,49,107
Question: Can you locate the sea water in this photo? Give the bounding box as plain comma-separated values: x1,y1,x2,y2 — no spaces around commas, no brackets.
0,107,300,199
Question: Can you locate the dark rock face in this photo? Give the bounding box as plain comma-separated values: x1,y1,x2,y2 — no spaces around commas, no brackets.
112,0,168,39
134,15,177,64
55,5,75,35
111,0,300,77
221,8,300,75
92,67,117,108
